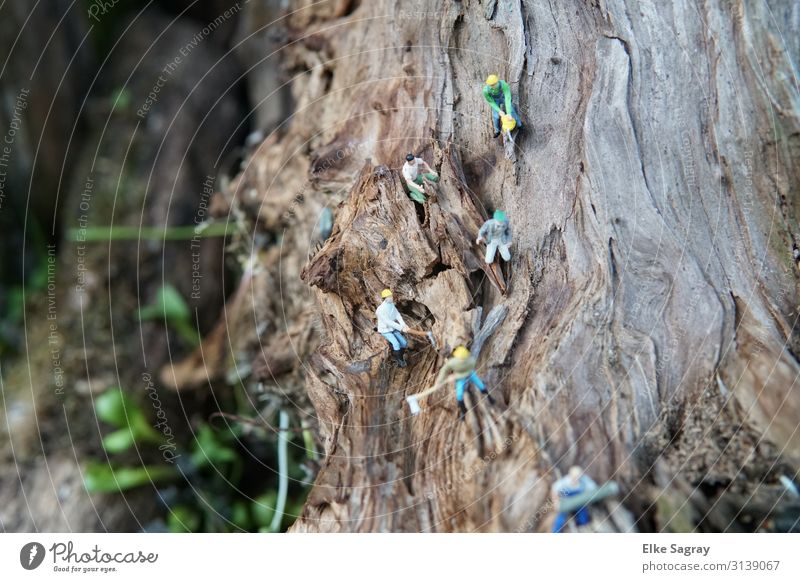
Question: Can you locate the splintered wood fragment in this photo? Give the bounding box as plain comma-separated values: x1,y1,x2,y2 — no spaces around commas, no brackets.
503,130,517,161
471,306,483,340
471,304,509,359
487,261,507,294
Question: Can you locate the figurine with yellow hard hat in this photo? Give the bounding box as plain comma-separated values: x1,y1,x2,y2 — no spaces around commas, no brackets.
435,345,494,421
482,74,522,138
376,288,409,367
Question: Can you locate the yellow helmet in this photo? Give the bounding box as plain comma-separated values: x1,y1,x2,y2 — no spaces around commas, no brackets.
453,346,470,358
485,74,499,86
501,114,516,131
381,289,393,299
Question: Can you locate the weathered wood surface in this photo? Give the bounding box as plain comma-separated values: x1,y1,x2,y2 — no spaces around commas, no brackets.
223,0,799,532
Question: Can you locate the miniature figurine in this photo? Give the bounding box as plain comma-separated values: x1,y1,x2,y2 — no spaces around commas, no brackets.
550,466,598,532
402,153,439,203
482,75,522,138
404,345,495,417
477,210,512,264
376,288,409,367
435,346,494,421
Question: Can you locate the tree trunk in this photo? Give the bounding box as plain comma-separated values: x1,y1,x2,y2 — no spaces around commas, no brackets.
225,0,800,533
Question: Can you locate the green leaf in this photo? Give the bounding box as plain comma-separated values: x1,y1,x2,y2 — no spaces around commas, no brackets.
137,284,191,323
230,500,252,531
251,492,277,528
94,389,133,427
136,284,199,347
94,388,162,444
101,429,136,453
84,462,176,493
110,87,131,111
190,424,238,468
167,505,202,533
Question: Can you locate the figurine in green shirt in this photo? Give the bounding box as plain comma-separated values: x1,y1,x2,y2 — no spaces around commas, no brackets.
483,74,522,138
434,346,494,421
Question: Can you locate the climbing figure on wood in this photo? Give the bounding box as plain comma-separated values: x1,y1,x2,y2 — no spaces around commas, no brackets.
376,288,409,367
483,75,522,138
550,466,598,532
402,153,439,203
406,346,494,420
477,209,512,264
476,209,512,293
439,346,494,421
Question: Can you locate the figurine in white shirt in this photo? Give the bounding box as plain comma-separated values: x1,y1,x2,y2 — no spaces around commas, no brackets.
375,288,409,367
402,153,439,203
476,209,512,264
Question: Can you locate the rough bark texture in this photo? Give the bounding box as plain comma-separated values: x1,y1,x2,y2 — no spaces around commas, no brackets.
211,0,799,532
2,0,798,533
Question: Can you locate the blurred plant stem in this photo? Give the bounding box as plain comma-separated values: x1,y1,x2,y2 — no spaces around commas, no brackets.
66,222,233,242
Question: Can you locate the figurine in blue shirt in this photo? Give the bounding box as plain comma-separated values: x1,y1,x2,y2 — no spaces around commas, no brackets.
551,466,598,532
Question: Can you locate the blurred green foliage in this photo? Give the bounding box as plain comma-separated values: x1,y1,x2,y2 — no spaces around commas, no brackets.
87,384,312,533
84,462,177,493
0,233,51,360
137,283,199,347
